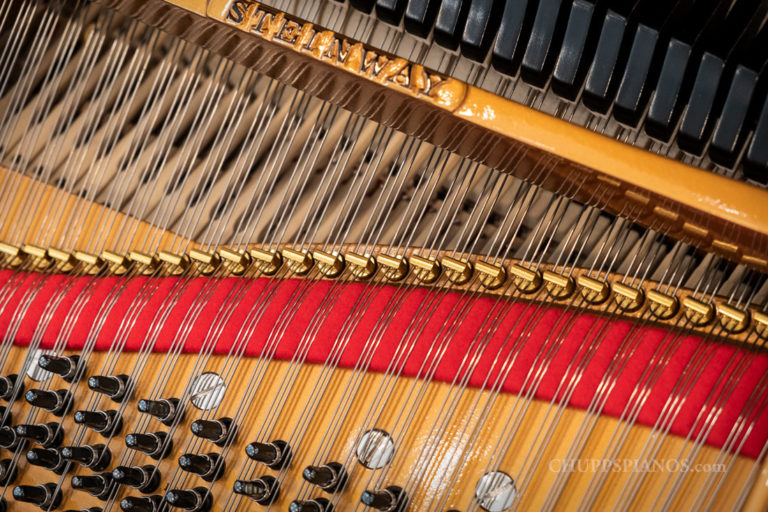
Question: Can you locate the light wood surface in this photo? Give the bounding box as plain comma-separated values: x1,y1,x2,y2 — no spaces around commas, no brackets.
4,345,761,511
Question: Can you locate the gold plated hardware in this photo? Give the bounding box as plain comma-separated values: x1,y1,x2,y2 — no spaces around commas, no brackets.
282,248,313,276
682,297,715,326
441,257,473,285
73,251,105,275
0,242,25,268
377,254,408,281
613,282,644,312
129,251,160,275
476,260,507,290
189,249,221,276
576,275,609,304
158,251,192,276
542,271,574,300
22,244,53,271
753,311,768,340
101,250,132,275
647,289,679,320
717,304,750,334
346,252,377,280
48,247,76,273
249,248,283,276
313,250,345,278
410,255,441,284
218,248,251,276
509,264,541,294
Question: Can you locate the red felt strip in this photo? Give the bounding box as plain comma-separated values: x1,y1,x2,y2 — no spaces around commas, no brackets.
1,270,766,458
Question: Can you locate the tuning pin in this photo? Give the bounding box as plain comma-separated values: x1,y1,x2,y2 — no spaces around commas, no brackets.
112,465,161,493
38,355,80,382
25,388,72,416
360,486,407,511
73,410,122,436
71,473,112,500
125,432,172,460
0,374,22,401
88,375,131,402
232,476,279,505
302,462,347,493
289,497,333,512
190,417,234,447
15,423,63,447
120,495,163,512
60,444,111,471
245,440,292,470
0,426,21,450
12,483,62,509
178,452,225,482
26,448,66,474
0,459,17,486
137,398,181,426
164,487,212,511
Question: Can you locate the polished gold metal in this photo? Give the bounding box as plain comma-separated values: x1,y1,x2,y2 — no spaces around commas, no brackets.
0,242,25,267
48,247,76,273
249,248,283,276
718,304,750,334
21,244,53,271
282,248,314,275
129,251,161,275
219,247,251,276
613,282,644,312
73,251,105,275
647,289,679,320
682,297,715,326
753,311,768,340
476,260,507,290
313,250,345,278
158,251,192,276
576,275,610,304
509,263,541,294
378,253,409,281
189,249,222,276
101,250,133,276
410,254,441,284
345,252,377,280
441,256,473,285
542,270,574,300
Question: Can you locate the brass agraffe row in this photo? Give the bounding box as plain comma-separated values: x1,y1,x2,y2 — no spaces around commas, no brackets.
1,241,766,347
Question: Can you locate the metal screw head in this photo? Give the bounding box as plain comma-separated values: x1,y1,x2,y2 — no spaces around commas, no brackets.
189,372,226,410
356,429,395,469
27,349,53,382
475,471,517,512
